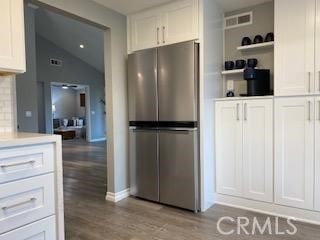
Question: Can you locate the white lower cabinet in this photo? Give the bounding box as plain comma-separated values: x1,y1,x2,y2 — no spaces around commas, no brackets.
0,216,56,240
0,136,64,239
315,96,320,211
0,174,55,234
216,100,243,197
216,99,273,202
275,97,315,210
243,99,273,202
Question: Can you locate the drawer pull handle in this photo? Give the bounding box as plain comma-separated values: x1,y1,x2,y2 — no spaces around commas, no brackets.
0,160,36,168
2,197,37,211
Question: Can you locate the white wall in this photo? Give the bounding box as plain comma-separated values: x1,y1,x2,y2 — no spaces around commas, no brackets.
51,87,78,119
35,0,128,194
199,0,224,211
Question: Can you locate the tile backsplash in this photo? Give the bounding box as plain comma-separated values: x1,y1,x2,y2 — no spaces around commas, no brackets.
0,76,16,133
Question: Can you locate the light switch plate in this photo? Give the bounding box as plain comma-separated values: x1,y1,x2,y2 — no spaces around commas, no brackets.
25,111,32,118
227,80,234,91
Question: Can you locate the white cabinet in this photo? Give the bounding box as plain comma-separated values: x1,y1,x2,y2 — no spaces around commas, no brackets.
130,9,162,52
0,135,64,239
215,100,243,197
215,99,273,202
275,97,315,210
0,0,26,73
162,0,199,45
243,99,273,202
316,0,320,93
275,0,315,96
315,96,320,211
0,216,56,240
128,0,199,52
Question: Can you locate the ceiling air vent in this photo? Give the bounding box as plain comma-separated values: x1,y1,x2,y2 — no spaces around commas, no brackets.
224,11,253,30
50,58,63,67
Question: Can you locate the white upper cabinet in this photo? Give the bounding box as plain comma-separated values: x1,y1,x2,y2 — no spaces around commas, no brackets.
243,99,273,203
162,0,199,45
275,0,315,96
0,0,26,73
128,0,199,52
315,0,320,93
315,96,320,211
129,9,162,52
274,97,315,210
215,100,243,197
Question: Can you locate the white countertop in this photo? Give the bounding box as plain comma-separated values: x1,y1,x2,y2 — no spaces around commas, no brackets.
214,95,274,101
0,132,60,148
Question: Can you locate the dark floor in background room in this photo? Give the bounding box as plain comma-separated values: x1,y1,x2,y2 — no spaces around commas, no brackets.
63,140,320,240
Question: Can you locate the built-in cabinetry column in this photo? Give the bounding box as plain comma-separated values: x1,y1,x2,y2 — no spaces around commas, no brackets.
274,97,314,210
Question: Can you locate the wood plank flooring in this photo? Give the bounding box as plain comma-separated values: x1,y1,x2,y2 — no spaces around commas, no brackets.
63,140,320,240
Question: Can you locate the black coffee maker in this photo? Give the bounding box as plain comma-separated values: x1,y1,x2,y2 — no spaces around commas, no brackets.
243,69,271,96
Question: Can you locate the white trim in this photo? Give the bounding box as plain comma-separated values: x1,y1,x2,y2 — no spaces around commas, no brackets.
89,137,106,142
106,189,130,203
216,194,320,225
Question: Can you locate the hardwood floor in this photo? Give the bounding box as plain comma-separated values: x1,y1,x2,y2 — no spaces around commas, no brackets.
63,140,320,240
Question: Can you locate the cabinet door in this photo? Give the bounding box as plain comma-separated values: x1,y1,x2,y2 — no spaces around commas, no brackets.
275,97,314,210
0,0,25,73
315,96,320,211
162,0,199,45
274,0,315,96
316,0,320,93
215,101,243,197
130,10,161,52
243,99,273,203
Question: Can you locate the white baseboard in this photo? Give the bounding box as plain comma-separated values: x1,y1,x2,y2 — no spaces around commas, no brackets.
106,189,130,203
216,194,320,225
89,137,106,143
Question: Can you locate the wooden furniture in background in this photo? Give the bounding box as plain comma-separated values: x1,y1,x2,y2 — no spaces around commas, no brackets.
80,93,86,107
54,129,76,140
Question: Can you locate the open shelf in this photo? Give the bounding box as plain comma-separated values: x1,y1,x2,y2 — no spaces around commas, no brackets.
237,41,274,51
222,69,244,75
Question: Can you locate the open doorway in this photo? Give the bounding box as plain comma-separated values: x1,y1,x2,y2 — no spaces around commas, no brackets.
51,83,91,142
15,2,108,238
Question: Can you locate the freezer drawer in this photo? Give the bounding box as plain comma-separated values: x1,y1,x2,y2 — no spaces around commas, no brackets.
159,129,199,211
158,41,198,122
130,129,159,202
128,49,158,122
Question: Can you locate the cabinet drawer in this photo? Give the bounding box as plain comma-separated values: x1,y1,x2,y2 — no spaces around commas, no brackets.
0,174,55,234
0,144,54,184
0,216,56,240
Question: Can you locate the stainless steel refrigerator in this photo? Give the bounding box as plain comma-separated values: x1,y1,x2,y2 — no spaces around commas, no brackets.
128,41,199,211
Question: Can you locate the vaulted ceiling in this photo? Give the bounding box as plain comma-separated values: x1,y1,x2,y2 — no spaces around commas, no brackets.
34,8,105,73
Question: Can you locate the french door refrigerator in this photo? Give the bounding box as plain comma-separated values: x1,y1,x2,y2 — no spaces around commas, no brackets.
128,41,199,211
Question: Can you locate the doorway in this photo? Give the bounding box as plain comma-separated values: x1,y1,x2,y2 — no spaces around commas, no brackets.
51,83,92,142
